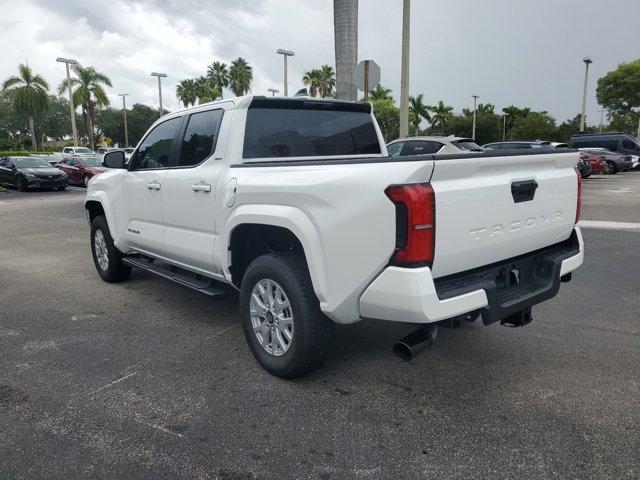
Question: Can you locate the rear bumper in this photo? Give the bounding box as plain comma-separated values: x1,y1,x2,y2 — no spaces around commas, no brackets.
359,226,584,324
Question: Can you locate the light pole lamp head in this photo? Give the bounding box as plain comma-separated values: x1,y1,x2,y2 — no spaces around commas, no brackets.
276,49,295,57
472,95,479,100
267,88,279,95
583,57,593,65
118,93,129,97
56,57,77,65
151,72,168,78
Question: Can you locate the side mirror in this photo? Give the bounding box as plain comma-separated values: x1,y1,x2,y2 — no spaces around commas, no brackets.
103,150,126,169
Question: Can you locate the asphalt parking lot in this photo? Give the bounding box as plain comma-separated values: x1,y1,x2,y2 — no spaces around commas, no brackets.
1,175,638,480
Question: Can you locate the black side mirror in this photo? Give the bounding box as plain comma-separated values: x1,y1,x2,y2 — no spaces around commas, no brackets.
102,150,126,169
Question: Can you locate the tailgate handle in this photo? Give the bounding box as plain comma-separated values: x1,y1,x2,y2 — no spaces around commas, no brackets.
511,180,538,203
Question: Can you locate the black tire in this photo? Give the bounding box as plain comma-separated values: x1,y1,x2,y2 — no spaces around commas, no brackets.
606,161,618,175
15,176,27,191
90,215,131,283
240,253,334,379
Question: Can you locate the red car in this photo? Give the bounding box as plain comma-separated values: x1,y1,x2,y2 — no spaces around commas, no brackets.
55,156,108,187
580,152,606,176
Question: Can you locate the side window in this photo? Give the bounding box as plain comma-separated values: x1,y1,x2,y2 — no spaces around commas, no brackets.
63,148,70,154
68,158,78,166
401,141,442,155
131,117,181,170
178,109,224,167
386,142,403,157
622,139,639,151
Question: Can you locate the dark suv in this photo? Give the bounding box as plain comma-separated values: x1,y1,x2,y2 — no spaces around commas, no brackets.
568,133,639,170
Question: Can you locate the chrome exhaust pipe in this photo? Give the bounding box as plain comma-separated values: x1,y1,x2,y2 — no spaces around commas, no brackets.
393,324,438,362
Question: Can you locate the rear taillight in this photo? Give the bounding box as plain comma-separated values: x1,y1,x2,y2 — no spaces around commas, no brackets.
575,168,582,224
385,183,435,267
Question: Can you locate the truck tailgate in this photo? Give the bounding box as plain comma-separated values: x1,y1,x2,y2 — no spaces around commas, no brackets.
429,151,579,278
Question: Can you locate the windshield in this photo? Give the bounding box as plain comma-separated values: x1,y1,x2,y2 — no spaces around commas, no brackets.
75,147,94,154
81,157,102,167
453,140,483,152
14,157,51,168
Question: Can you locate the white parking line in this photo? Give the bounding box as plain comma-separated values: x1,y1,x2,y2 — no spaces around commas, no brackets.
579,220,640,231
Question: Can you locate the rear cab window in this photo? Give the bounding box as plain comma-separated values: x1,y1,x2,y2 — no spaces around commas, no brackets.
243,98,381,159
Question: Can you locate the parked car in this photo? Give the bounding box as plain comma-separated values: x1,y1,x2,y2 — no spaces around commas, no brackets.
576,153,592,178
482,141,555,150
569,132,640,164
55,156,108,187
578,148,633,174
61,146,95,158
87,95,583,378
0,156,68,191
550,142,569,149
579,151,605,176
96,147,122,155
387,135,483,156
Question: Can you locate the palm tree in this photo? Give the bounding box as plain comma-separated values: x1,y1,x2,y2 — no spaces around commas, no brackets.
334,0,358,100
2,64,50,151
228,58,253,97
369,84,393,101
429,100,454,130
319,65,336,98
207,61,229,98
176,79,198,107
302,69,322,97
409,93,431,135
58,65,112,150
195,76,221,104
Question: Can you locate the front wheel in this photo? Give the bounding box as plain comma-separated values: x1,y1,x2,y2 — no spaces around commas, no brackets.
15,176,27,191
240,253,334,379
90,215,131,283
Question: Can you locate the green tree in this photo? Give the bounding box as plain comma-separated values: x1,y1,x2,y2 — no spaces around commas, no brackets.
207,61,229,98
2,64,50,151
556,114,583,142
510,111,557,140
194,76,221,104
59,64,112,150
429,100,454,131
35,95,73,141
371,97,400,141
607,110,640,134
596,59,640,114
228,57,253,96
409,93,431,135
302,69,322,97
95,103,168,148
176,79,198,108
319,65,336,98
369,84,393,101
502,105,531,132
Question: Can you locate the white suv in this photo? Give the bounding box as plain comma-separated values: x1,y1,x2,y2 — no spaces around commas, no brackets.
387,135,484,156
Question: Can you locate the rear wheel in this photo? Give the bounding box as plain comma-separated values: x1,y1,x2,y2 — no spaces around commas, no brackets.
15,176,27,191
90,215,131,283
240,253,333,379
606,161,618,175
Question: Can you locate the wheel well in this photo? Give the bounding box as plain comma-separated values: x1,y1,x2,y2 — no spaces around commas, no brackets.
229,224,305,287
85,201,105,223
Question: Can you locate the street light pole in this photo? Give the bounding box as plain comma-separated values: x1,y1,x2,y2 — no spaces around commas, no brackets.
399,0,410,138
472,95,479,140
502,113,508,141
119,93,129,148
267,88,279,96
580,57,593,132
276,49,295,97
151,72,167,116
56,57,78,146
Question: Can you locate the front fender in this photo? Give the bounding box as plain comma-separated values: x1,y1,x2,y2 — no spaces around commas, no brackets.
218,204,329,305
84,190,121,248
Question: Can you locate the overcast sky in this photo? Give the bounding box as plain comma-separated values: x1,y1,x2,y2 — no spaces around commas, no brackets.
1,0,638,123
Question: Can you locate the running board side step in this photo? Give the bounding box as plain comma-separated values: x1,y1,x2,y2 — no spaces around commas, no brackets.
123,256,227,299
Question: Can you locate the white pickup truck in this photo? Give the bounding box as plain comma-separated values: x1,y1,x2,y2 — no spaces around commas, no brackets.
86,96,584,378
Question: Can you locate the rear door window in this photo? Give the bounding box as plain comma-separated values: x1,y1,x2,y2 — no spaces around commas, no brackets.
243,99,381,159
177,109,224,167
400,140,442,155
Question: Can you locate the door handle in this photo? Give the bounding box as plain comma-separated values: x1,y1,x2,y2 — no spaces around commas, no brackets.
146,181,161,190
192,182,212,193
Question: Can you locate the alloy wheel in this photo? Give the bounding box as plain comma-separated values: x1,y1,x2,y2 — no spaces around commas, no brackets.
94,229,109,271
249,278,294,356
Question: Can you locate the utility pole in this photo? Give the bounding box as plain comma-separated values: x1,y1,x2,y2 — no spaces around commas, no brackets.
399,0,410,138
472,95,479,140
580,57,593,132
56,57,78,145
119,93,130,147
276,49,295,97
598,108,605,133
151,72,167,116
